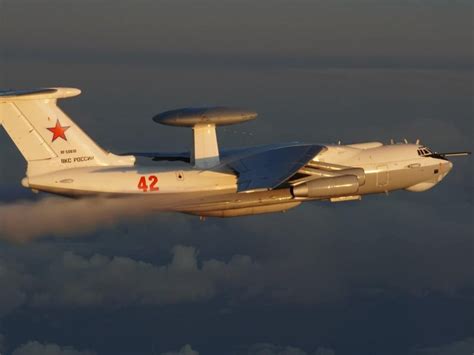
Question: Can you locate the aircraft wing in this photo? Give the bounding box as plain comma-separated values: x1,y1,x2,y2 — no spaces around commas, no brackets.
123,143,324,192
220,143,324,191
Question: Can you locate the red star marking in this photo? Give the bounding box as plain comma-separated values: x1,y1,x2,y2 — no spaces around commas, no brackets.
47,119,70,142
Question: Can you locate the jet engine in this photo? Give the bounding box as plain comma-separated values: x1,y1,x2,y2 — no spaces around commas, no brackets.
292,175,360,198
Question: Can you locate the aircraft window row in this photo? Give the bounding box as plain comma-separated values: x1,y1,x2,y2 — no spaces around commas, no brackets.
417,147,432,156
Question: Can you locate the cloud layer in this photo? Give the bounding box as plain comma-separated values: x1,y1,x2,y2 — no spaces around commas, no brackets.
161,344,199,355
0,195,193,242
11,341,96,355
0,244,260,314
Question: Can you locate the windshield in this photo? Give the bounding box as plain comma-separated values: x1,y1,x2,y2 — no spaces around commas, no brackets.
417,146,432,156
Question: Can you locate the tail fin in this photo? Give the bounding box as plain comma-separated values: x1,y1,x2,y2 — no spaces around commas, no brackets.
0,88,135,176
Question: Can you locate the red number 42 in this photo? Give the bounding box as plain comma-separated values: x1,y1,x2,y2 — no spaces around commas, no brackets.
137,175,159,192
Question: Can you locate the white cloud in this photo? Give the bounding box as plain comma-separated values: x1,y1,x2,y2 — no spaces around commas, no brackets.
0,259,31,316
246,343,336,355
0,186,472,316
414,337,474,355
0,197,473,315
36,245,216,306
248,343,307,355
161,344,199,355
0,195,192,243
11,341,96,355
0,245,260,309
314,348,336,355
0,243,257,316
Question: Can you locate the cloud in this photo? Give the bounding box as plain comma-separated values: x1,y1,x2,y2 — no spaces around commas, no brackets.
161,344,199,355
0,258,32,316
246,343,336,355
36,245,259,307
0,244,260,313
11,341,96,355
413,337,474,355
158,343,336,355
0,195,193,243
0,195,472,314
313,349,336,355
32,245,216,306
247,343,308,355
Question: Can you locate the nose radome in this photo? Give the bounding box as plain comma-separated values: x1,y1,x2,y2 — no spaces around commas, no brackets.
446,161,453,172
441,160,453,176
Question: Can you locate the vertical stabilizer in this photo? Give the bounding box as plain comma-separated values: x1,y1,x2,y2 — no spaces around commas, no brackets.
0,88,135,176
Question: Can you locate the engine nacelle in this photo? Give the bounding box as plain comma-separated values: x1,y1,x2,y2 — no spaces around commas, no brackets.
303,163,366,186
292,175,359,198
340,168,366,185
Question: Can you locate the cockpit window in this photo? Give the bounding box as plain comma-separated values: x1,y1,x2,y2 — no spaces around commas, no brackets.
417,146,432,157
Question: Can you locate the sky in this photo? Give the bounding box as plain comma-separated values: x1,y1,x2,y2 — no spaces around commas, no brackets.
0,0,473,354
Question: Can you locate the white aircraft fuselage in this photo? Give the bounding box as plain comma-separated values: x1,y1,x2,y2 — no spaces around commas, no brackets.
0,88,467,218
23,142,452,202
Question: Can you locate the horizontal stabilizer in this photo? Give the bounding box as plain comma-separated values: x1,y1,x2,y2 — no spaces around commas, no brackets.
0,88,81,101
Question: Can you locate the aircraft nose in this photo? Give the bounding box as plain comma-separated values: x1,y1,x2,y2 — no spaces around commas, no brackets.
445,160,453,172
440,160,453,176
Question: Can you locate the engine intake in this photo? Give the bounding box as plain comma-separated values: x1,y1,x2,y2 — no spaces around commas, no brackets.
292,175,359,198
